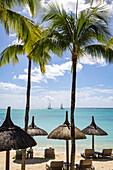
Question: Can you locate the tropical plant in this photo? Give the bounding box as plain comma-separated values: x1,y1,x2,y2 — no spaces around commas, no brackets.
0,1,41,170
0,0,42,53
42,2,113,169
0,23,65,170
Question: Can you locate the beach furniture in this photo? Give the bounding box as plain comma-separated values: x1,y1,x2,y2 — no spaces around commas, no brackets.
76,159,95,170
45,147,55,159
16,150,22,160
48,111,86,170
46,161,64,170
82,116,108,150
81,149,95,158
0,107,36,170
98,149,112,158
27,148,33,159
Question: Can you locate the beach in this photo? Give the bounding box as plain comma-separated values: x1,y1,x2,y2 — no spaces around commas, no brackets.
0,149,113,170
0,108,113,169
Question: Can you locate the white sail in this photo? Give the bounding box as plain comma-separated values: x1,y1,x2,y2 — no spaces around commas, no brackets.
48,103,52,109
60,103,64,109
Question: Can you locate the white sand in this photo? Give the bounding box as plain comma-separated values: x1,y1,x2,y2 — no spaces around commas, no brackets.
0,149,113,170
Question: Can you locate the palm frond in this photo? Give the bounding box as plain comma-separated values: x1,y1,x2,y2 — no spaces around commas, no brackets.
0,45,24,66
0,8,42,44
84,44,113,63
0,0,40,17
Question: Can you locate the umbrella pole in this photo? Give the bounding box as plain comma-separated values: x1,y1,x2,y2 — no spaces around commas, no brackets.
66,140,69,170
92,135,94,150
6,150,10,170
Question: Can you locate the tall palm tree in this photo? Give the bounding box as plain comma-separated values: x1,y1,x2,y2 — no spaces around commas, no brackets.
0,1,42,169
42,2,113,169
0,24,64,170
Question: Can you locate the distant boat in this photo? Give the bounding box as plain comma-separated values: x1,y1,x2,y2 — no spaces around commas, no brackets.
48,103,52,109
60,103,64,109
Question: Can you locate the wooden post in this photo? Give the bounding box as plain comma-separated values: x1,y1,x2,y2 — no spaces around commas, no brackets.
66,140,69,170
92,135,94,150
6,150,10,170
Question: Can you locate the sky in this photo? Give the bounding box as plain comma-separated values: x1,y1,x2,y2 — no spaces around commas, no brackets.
0,0,113,109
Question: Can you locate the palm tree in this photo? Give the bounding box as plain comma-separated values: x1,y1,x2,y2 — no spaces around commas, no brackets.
42,2,113,169
0,0,40,41
0,1,42,169
0,40,50,170
0,24,64,170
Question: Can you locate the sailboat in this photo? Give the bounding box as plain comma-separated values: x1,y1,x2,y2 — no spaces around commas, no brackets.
60,103,64,109
48,103,52,109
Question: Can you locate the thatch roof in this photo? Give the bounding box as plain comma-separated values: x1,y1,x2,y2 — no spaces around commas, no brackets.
82,116,108,136
27,116,48,136
48,111,86,140
0,107,37,151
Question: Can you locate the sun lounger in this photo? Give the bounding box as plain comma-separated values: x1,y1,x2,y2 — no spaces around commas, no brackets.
46,161,64,170
98,149,112,158
16,150,22,160
81,149,95,158
45,147,55,159
76,159,95,170
27,148,33,159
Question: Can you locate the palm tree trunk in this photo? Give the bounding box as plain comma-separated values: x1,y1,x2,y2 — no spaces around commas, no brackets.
21,59,31,170
70,52,77,170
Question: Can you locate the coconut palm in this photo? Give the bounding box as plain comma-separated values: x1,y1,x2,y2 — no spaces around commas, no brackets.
88,0,111,6
0,42,50,170
0,24,65,169
0,0,41,45
42,2,113,169
0,1,42,169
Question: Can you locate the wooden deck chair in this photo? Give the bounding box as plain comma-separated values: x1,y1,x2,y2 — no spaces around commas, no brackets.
81,149,94,158
98,149,112,158
46,161,64,170
45,148,55,159
76,159,95,170
16,150,22,160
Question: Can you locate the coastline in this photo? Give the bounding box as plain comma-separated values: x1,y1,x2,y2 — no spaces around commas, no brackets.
1,149,113,170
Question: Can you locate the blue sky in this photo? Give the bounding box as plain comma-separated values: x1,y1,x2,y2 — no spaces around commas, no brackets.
0,0,113,109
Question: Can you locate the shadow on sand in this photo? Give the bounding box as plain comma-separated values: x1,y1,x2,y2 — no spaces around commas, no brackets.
92,156,113,162
13,157,51,164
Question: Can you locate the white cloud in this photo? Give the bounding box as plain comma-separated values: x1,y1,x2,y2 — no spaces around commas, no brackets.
1,85,113,109
22,5,32,17
79,55,107,66
77,86,113,108
77,87,113,98
0,82,26,93
42,0,89,13
16,61,83,83
0,94,26,109
42,0,113,15
9,33,16,37
12,38,24,45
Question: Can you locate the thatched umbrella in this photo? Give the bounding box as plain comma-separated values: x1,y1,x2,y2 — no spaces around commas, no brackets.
48,111,86,170
27,116,48,136
82,116,108,150
0,107,37,170
26,116,48,153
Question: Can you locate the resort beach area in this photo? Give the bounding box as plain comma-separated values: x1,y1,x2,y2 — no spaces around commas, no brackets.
0,149,113,170
0,108,113,169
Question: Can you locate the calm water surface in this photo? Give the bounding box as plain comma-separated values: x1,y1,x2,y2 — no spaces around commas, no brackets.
0,108,113,153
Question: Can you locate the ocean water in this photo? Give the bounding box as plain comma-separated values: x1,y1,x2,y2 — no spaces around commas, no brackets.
0,108,113,154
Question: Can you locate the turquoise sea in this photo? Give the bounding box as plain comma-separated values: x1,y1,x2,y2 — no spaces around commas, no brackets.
0,108,113,154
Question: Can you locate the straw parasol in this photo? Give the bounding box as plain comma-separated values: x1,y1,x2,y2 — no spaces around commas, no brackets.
48,111,86,169
27,116,48,136
0,106,37,170
82,116,108,150
26,116,48,153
